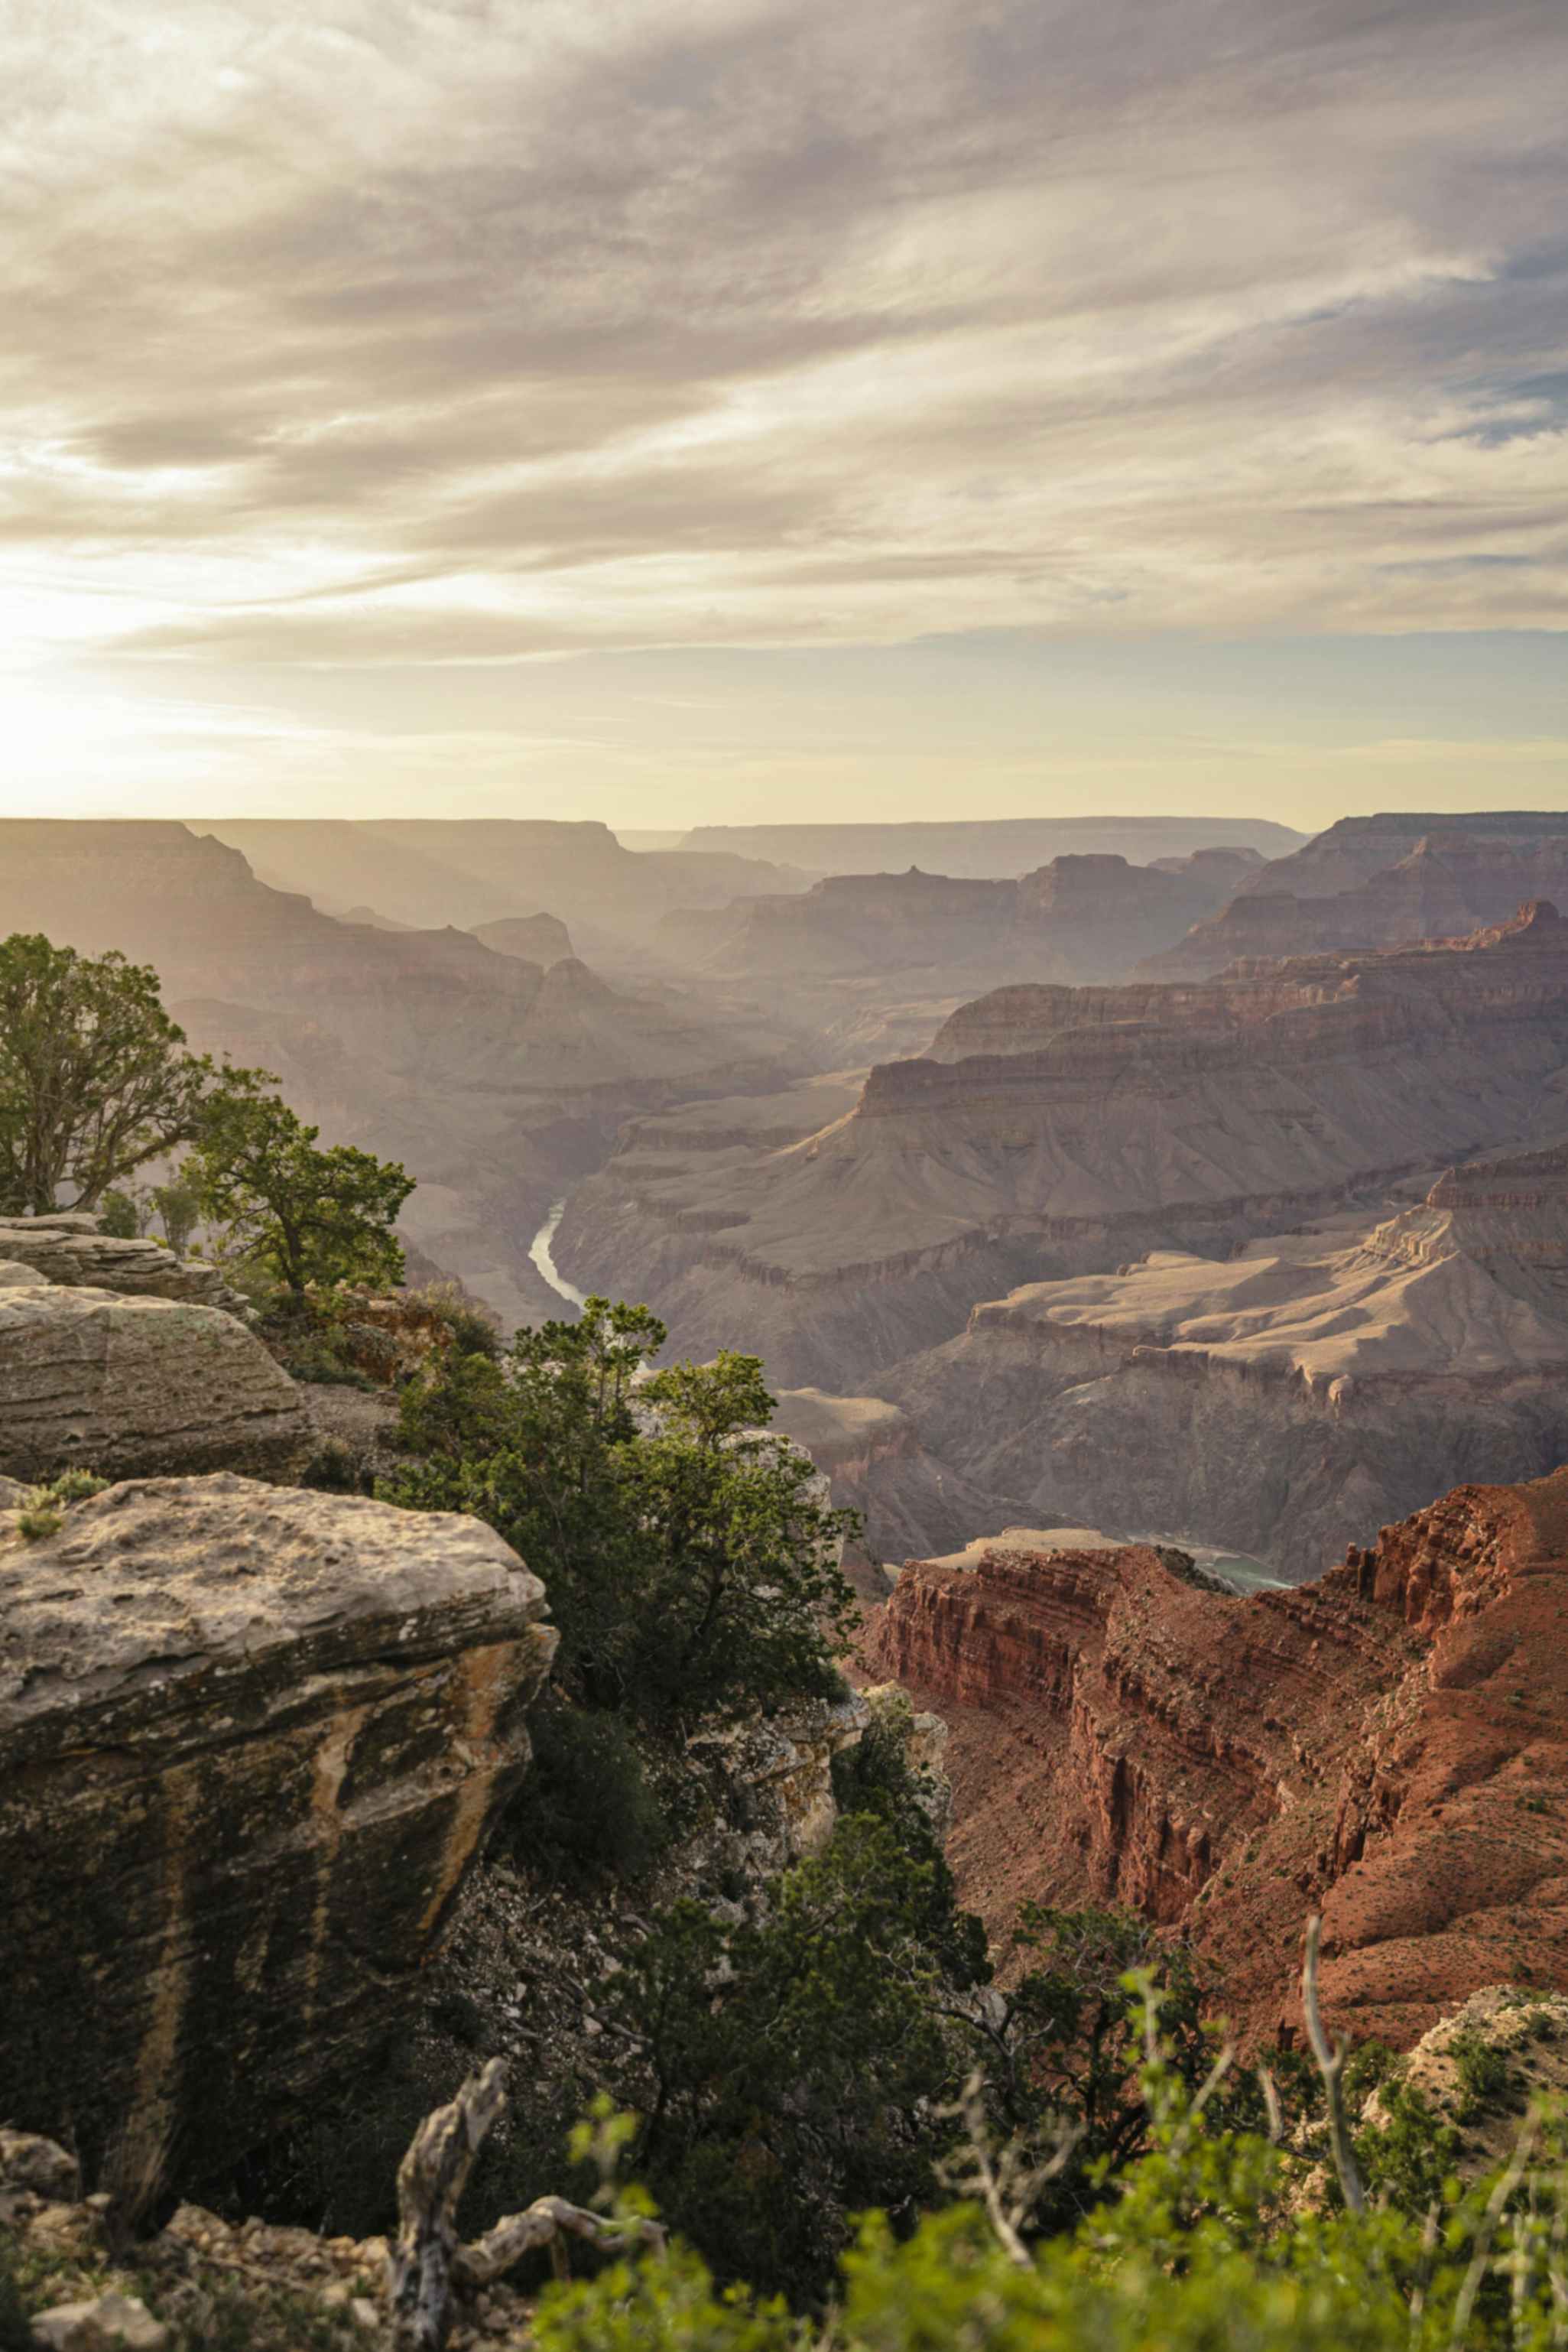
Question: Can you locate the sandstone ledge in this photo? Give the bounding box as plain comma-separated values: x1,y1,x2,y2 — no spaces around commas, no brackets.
0,1475,557,2180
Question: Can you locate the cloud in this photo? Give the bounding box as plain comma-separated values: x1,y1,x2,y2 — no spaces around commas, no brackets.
1,0,1565,690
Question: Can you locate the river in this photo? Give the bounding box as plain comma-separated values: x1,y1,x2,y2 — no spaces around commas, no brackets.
528,1199,589,1310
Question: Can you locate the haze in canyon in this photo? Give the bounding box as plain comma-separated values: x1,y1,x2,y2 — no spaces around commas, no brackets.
6,2,1568,2341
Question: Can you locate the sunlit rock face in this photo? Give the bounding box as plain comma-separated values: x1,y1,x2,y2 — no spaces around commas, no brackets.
0,1476,556,2180
868,1467,1568,2048
0,1284,314,1484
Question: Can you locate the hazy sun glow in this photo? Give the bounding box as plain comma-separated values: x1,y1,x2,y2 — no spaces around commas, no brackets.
3,0,1565,824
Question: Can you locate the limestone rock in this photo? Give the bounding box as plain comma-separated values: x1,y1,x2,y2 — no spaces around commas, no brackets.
0,1283,313,1483
1363,1986,1568,2178
30,2293,169,2351
0,1473,556,2179
0,1216,244,1312
688,1694,871,1873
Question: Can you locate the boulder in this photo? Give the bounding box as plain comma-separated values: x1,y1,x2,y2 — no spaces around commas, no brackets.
0,1474,557,2180
30,2294,169,2351
0,1283,313,1483
0,1216,244,1313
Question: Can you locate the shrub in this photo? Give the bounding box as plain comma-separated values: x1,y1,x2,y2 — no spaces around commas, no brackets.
1450,2029,1514,2120
505,1704,668,1888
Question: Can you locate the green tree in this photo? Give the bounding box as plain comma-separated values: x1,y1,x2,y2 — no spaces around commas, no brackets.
603,1814,987,2299
385,1301,860,1725
0,934,229,1214
190,1090,414,1303
969,1905,1248,2237
151,1165,203,1254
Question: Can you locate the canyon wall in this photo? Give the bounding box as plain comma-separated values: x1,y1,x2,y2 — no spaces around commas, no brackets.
885,1139,1568,1577
0,820,807,1327
558,904,1568,1389
868,1466,1568,2045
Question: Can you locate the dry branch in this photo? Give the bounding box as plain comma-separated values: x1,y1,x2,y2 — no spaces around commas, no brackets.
1301,1914,1366,2215
387,2059,666,2352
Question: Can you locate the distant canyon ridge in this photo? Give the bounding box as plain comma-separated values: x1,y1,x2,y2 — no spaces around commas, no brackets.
11,805,1568,1585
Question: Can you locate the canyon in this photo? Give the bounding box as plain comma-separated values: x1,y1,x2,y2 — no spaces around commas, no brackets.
866,1464,1568,2045
885,1137,1568,1579
556,901,1568,1395
0,820,807,1326
662,850,1262,1060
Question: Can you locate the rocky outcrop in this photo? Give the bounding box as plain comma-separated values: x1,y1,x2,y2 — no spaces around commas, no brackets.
671,853,1251,985
469,911,575,965
558,904,1568,1390
886,1137,1568,1578
0,1283,313,1483
1232,810,1568,904
1144,827,1568,981
0,1215,244,1313
868,1467,1568,2045
0,1474,556,2179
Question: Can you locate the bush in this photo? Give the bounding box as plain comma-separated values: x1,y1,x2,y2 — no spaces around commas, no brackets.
1450,2029,1514,2120
505,1704,668,1888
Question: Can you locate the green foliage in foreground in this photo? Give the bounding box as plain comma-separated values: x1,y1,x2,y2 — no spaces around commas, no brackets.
534,2053,1568,2352
384,1298,861,1730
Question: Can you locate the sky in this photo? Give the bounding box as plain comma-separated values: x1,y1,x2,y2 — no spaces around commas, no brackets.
4,0,1566,831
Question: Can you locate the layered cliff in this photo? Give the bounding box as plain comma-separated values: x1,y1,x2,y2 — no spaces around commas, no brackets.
886,1137,1568,1577
868,1467,1568,2045
1144,828,1568,980
652,853,1257,1060
557,904,1568,1389
0,1474,556,2178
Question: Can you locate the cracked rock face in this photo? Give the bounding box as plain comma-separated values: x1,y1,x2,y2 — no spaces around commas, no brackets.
0,1282,313,1483
0,1216,245,1313
0,1474,557,2181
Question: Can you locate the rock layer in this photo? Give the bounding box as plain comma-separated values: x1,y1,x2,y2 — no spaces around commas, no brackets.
0,1284,313,1483
0,1474,556,2178
0,1216,244,1313
887,1138,1568,1577
559,904,1568,1389
868,1468,1568,2045
1144,825,1568,980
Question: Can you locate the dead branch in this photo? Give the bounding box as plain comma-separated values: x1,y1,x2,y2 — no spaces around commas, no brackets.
389,2060,510,2352
388,2061,667,2350
457,2196,666,2287
1301,1915,1366,2215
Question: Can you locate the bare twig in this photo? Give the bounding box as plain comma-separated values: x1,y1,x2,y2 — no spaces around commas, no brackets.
389,2060,510,2352
1301,1915,1365,2215
1258,2065,1284,2146
457,2195,666,2286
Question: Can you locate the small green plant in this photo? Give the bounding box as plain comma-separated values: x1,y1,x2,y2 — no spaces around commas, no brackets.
15,1469,109,1540
1450,2028,1514,2120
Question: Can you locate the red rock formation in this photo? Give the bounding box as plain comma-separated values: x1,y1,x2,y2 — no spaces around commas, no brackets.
868,1468,1568,2047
